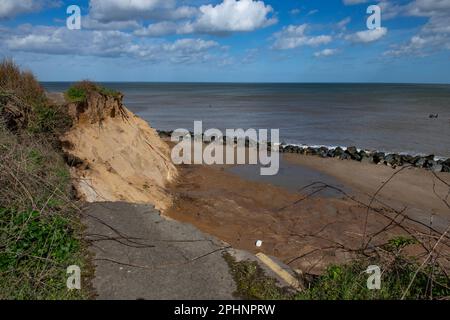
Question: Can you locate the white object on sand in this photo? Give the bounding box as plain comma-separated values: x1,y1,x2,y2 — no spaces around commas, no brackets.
256,240,263,247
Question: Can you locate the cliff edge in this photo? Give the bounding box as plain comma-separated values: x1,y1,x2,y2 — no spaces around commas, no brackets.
61,87,177,211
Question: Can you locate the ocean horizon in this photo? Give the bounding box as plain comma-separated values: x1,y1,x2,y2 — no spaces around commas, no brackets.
43,82,450,158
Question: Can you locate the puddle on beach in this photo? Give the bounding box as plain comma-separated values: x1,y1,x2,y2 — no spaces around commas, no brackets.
227,154,351,198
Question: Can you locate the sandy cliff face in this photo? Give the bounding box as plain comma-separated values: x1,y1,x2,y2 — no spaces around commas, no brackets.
61,91,177,211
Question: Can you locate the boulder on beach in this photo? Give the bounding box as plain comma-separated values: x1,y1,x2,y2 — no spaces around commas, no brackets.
442,159,450,172
346,146,361,161
318,146,329,158
414,157,426,168
359,150,368,159
361,156,374,164
275,142,449,173
372,152,385,164
305,147,318,155
383,153,404,167
429,161,443,172
401,154,414,164
334,147,344,157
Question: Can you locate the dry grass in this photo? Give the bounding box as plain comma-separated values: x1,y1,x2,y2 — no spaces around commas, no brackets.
0,59,88,299
0,59,47,107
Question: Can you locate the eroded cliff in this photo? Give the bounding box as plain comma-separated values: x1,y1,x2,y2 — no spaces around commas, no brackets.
62,90,177,211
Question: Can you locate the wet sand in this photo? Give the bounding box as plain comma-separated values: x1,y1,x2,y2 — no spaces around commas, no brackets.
164,148,450,274
284,153,450,229
227,154,351,198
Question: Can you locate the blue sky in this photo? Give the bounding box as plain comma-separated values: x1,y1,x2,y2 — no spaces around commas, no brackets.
0,0,449,83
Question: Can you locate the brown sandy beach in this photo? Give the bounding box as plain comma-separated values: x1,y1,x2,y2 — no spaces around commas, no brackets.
165,149,450,274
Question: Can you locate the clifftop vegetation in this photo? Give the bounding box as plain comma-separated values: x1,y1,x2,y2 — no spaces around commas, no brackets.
65,80,121,104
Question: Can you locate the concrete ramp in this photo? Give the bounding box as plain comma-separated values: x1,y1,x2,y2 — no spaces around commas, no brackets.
83,202,236,300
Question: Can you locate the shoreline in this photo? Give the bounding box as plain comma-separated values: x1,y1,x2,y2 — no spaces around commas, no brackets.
157,130,450,173
163,141,450,274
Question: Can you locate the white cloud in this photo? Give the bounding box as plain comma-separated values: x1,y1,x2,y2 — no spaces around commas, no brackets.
4,25,221,64
345,27,388,43
194,0,277,33
86,0,198,32
314,48,338,57
405,0,450,17
89,0,178,22
272,24,332,50
82,16,141,31
134,21,180,37
383,0,450,56
0,0,34,19
134,0,277,36
337,17,351,30
0,0,60,19
307,9,319,16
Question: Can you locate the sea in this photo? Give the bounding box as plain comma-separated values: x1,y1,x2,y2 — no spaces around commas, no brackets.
42,82,450,158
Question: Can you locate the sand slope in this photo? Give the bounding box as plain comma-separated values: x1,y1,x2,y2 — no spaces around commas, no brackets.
61,91,177,211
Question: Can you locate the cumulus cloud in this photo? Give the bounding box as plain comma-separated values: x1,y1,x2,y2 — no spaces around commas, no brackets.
134,21,180,37
82,16,141,31
194,0,276,33
384,0,450,56
314,48,338,57
4,25,221,64
345,27,388,43
89,0,187,22
272,24,332,50
134,0,277,36
406,0,450,17
0,0,60,19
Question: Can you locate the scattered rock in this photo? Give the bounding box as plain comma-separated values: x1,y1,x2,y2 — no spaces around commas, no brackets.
189,136,450,173
305,147,318,156
431,162,443,172
372,152,385,164
414,157,426,168
359,150,368,159
346,146,361,161
361,156,373,164
442,161,450,172
318,147,329,158
339,153,351,160
401,154,414,164
334,147,345,157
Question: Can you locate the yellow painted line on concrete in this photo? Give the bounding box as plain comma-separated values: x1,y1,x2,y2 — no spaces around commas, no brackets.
255,253,302,291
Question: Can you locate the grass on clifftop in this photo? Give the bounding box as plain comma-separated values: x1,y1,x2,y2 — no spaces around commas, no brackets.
0,59,89,299
65,80,121,103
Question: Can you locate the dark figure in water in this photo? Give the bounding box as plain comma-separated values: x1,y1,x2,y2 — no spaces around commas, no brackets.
429,114,438,119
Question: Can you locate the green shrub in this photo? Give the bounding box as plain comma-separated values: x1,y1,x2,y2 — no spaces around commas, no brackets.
295,256,450,300
224,249,450,300
65,81,121,103
65,86,87,103
0,208,84,299
223,253,290,300
27,104,71,134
